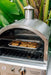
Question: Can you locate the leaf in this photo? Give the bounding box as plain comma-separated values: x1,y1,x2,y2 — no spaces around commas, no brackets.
0,9,14,23
0,9,9,27
0,15,9,27
0,0,20,27
0,14,9,27
28,0,35,7
49,35,51,49
20,0,24,6
0,0,19,15
49,11,51,19
48,10,51,26
43,0,49,22
14,0,24,15
22,0,28,6
39,0,44,20
49,0,51,10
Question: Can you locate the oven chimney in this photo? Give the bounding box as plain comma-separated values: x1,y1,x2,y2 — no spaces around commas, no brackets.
24,5,34,19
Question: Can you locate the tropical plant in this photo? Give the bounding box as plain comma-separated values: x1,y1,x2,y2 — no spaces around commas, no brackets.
48,11,51,26
0,0,23,28
43,0,49,22
39,0,44,20
0,0,51,28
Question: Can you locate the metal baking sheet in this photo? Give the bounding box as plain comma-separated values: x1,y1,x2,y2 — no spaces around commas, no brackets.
8,44,37,50
8,41,40,50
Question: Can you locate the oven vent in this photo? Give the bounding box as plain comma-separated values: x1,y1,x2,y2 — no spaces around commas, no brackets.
24,5,34,19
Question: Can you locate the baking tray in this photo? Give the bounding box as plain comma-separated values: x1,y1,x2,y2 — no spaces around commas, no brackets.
8,40,41,50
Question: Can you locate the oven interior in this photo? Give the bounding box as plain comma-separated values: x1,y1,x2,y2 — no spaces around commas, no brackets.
0,28,44,61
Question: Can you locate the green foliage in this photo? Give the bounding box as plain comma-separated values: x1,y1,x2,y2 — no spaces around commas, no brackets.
28,0,35,7
49,34,51,51
0,0,51,28
48,11,51,26
22,0,28,6
43,0,49,22
13,0,24,15
48,11,51,51
39,0,44,20
0,0,19,28
0,9,9,27
49,0,51,10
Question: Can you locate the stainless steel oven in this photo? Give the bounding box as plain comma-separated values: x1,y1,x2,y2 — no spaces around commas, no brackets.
0,5,50,75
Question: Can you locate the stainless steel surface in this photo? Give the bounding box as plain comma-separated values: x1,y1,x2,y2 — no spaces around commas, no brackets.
24,5,34,19
0,5,49,75
47,54,51,75
0,61,46,75
0,18,50,62
0,19,50,40
0,57,47,70
0,56,46,64
24,5,34,10
0,38,41,43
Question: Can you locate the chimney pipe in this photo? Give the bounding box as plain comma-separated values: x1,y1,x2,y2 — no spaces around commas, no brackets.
24,5,34,19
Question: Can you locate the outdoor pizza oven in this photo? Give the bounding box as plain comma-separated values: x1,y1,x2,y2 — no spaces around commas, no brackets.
0,5,50,75
0,5,50,63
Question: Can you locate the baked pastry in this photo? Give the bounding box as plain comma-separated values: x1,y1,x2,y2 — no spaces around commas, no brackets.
10,41,20,46
10,41,39,48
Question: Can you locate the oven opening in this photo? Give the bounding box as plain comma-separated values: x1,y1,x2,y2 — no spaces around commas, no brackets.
0,28,44,61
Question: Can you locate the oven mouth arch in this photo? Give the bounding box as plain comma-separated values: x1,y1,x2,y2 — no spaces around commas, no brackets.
0,24,47,42
0,24,48,62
